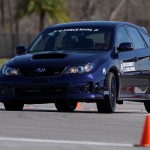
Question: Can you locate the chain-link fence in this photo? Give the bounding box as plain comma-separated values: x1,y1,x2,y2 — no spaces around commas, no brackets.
0,33,36,58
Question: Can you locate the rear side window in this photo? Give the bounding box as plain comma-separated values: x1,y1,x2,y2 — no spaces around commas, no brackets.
139,30,150,47
127,26,145,49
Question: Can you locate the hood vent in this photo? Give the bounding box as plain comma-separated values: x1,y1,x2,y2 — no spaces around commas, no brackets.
32,53,67,59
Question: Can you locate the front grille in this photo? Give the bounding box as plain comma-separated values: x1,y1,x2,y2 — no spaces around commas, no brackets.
15,87,67,96
19,67,65,77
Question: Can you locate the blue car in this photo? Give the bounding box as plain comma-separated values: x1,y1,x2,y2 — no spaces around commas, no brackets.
0,21,150,113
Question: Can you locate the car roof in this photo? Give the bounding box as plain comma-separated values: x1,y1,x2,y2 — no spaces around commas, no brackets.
47,21,135,29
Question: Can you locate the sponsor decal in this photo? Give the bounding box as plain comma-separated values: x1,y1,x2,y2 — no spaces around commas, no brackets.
54,28,100,33
102,68,106,75
121,62,135,72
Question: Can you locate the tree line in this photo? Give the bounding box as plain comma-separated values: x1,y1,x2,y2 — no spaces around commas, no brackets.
1,0,150,34
0,0,69,33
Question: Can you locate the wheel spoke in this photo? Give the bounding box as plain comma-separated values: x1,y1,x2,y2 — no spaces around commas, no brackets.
110,78,116,105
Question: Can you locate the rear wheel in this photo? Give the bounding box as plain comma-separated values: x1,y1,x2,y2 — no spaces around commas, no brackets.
4,102,24,111
97,72,117,113
55,101,77,112
144,101,150,113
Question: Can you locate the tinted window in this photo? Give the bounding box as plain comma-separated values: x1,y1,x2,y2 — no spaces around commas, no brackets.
28,26,114,53
139,29,150,47
116,26,130,47
127,26,145,49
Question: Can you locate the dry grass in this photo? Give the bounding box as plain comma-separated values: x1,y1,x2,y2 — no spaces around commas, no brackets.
0,59,9,67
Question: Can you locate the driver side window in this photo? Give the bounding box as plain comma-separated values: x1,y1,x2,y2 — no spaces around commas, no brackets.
116,27,130,47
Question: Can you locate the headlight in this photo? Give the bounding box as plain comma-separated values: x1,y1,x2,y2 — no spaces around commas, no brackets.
2,66,19,76
66,63,93,74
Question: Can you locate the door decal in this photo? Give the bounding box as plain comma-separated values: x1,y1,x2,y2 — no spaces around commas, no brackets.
121,62,135,72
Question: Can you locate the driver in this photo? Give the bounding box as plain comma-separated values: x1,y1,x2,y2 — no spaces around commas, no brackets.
62,36,73,49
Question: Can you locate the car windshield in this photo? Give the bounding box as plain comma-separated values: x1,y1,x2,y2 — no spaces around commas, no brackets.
28,26,114,53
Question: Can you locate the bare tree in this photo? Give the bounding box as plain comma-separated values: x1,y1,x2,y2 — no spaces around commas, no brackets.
0,0,5,28
7,0,14,33
82,0,97,20
108,0,126,20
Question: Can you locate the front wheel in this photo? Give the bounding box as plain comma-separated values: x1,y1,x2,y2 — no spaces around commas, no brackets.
55,101,77,112
144,101,150,113
4,102,24,111
97,72,117,113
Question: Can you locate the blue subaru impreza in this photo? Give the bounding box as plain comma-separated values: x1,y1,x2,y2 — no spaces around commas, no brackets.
0,21,150,113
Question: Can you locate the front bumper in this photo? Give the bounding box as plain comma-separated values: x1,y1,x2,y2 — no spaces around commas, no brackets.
0,74,107,104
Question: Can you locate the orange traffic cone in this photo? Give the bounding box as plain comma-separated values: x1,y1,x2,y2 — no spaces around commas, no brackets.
76,102,82,110
140,115,150,147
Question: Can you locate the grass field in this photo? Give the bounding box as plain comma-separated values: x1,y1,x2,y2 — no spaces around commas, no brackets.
0,59,9,67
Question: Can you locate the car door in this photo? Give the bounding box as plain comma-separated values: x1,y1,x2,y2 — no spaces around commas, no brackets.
116,26,141,99
126,26,150,97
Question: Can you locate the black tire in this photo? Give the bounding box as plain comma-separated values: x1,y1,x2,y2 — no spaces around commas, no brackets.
55,101,77,112
144,101,150,113
97,72,117,113
4,102,24,111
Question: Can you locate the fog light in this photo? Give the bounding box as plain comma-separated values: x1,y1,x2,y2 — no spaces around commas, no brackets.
0,86,13,96
80,82,93,93
95,83,100,94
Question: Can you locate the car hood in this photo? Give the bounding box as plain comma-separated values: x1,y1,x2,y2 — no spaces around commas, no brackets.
7,51,109,68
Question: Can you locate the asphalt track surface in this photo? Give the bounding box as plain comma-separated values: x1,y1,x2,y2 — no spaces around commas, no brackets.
0,102,149,150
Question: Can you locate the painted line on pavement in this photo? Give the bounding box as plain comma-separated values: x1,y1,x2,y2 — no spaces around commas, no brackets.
0,137,133,147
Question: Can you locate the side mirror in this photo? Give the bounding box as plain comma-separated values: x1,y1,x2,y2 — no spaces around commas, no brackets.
16,46,26,54
117,42,133,52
